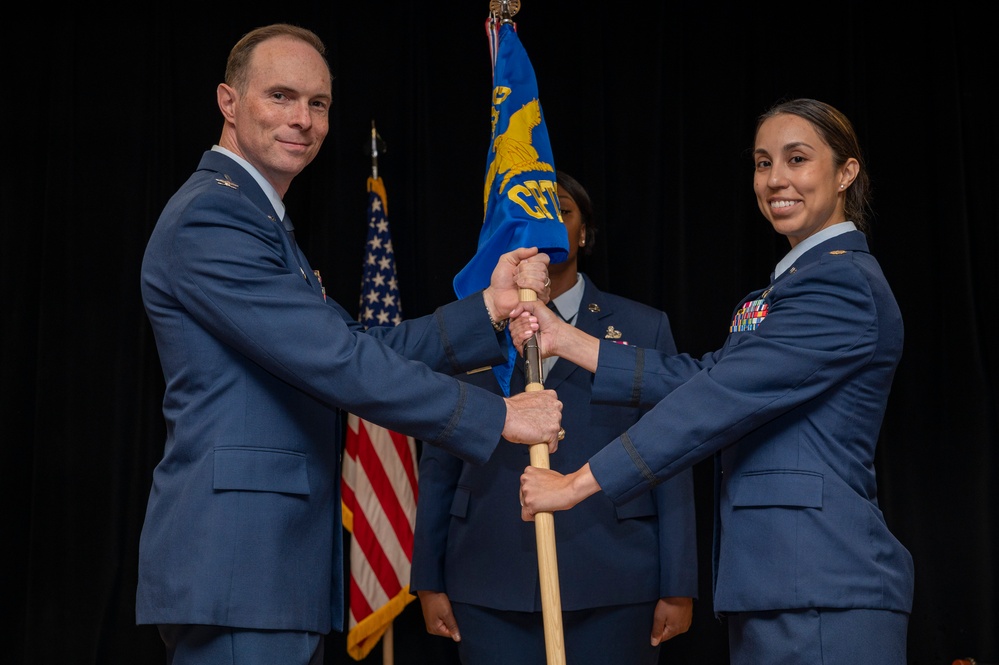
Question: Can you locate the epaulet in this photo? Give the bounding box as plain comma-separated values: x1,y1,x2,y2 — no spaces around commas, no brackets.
828,249,848,255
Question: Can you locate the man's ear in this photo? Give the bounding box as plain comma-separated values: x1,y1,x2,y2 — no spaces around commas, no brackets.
217,83,237,122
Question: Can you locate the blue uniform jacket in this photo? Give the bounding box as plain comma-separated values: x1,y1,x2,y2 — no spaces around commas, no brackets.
137,151,510,634
411,274,698,611
587,231,914,615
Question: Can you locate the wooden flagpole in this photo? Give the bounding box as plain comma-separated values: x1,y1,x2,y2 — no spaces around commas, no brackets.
489,1,565,660
383,623,393,665
521,282,566,664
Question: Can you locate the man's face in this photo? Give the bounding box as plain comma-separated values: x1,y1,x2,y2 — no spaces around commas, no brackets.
227,35,332,192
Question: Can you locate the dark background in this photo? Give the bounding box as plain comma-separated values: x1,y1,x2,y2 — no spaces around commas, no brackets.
4,2,996,663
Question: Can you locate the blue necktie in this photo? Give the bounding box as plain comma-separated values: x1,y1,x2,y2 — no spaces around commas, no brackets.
283,214,309,281
282,214,296,241
548,301,565,321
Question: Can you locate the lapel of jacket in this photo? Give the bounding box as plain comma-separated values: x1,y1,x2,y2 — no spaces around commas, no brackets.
201,150,318,292
200,151,278,223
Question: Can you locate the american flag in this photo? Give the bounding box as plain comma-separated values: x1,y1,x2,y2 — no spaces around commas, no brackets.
341,175,419,661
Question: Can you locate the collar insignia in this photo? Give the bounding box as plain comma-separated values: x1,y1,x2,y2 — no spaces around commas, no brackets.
215,175,239,190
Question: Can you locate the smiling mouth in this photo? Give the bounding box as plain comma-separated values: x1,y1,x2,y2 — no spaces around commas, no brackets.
770,200,797,209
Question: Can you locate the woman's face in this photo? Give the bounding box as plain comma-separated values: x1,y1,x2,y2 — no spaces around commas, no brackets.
552,190,586,276
753,113,856,247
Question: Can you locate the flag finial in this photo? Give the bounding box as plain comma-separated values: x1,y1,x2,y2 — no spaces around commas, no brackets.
489,0,520,23
368,120,387,180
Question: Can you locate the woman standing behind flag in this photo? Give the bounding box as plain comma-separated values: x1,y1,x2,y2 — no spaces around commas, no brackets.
411,171,697,665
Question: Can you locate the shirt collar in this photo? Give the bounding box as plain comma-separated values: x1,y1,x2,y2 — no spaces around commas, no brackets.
551,273,585,325
774,221,857,279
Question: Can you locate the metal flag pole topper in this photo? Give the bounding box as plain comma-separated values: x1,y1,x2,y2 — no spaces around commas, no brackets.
369,119,387,180
488,2,567,663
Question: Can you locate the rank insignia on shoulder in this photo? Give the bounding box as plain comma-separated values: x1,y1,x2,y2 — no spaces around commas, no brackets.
215,176,239,190
605,326,622,339
829,250,847,255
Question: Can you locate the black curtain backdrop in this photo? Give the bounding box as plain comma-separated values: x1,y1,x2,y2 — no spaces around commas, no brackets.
4,2,996,664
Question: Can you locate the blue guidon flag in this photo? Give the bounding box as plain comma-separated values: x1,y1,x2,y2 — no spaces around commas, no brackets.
453,15,569,395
